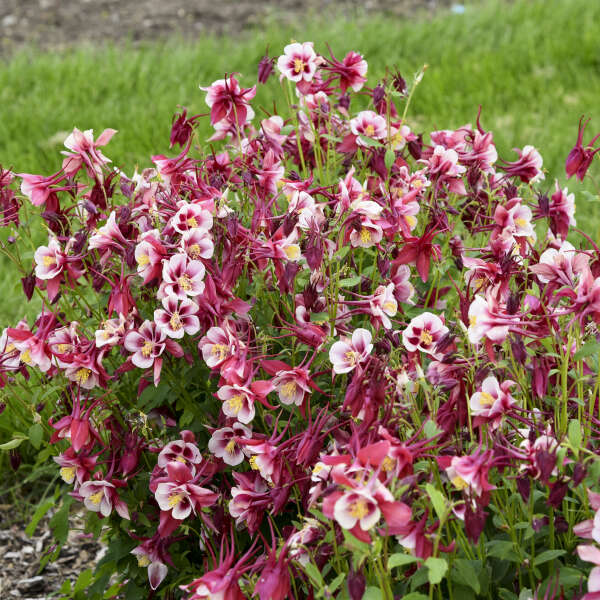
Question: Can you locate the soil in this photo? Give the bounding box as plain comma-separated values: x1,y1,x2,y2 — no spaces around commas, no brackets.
0,0,451,55
0,506,104,600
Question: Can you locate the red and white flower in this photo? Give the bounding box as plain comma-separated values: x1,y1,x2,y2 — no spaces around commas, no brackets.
402,312,449,357
350,110,387,146
469,376,517,429
79,479,129,519
161,253,205,299
208,423,252,466
217,384,256,424
277,42,319,89
329,328,373,374
154,295,200,339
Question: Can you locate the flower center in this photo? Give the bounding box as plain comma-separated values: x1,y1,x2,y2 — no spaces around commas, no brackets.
515,217,527,228
451,475,469,490
75,368,91,384
284,244,300,260
228,394,244,414
480,391,495,406
168,493,183,507
360,227,371,244
225,440,236,454
469,315,477,326
365,124,376,137
141,340,154,358
381,456,395,472
345,350,358,366
178,274,193,291
249,456,259,470
349,498,369,520
20,349,32,364
89,490,103,505
383,301,396,314
60,466,75,483
281,381,297,398
136,253,150,266
293,58,305,73
137,555,151,568
211,344,228,360
188,243,202,259
187,216,198,228
56,343,71,353
170,312,182,331
419,329,433,346
43,255,56,266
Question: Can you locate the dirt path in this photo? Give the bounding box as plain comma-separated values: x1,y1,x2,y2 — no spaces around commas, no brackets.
0,0,450,54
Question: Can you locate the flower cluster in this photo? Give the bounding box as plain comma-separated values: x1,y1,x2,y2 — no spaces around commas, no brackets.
1,42,600,599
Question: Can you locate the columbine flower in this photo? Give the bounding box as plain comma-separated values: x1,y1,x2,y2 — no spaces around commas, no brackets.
154,295,200,339
499,145,544,183
170,202,213,234
272,367,313,406
277,42,319,91
200,75,256,127
155,462,219,521
61,127,117,180
208,423,251,466
329,328,373,374
350,110,387,146
181,228,214,260
161,253,206,299
402,312,449,357
467,295,519,345
217,384,256,424
443,451,495,497
469,376,517,429
369,283,398,330
333,489,381,531
157,431,202,470
79,480,129,519
565,116,600,182
34,238,66,281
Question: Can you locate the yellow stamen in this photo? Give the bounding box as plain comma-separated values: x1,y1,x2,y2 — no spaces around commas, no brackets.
89,490,103,505
293,58,305,74
60,466,75,483
178,274,193,291
480,392,495,407
56,343,71,353
383,301,396,314
169,312,182,331
4,343,15,353
284,244,300,260
349,498,369,520
42,255,56,267
225,440,236,454
188,243,202,259
419,330,433,346
141,340,154,358
469,315,477,326
405,215,417,229
187,216,198,228
136,254,150,266
281,381,297,399
359,228,371,244
175,456,186,463
228,394,244,414
452,475,469,490
345,350,358,366
381,456,395,472
20,349,32,364
75,368,91,384
168,493,183,507
137,555,151,568
515,217,527,228
210,344,228,360
249,456,259,470
364,125,375,137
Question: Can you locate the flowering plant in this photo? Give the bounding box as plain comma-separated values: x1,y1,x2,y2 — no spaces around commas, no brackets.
1,41,600,600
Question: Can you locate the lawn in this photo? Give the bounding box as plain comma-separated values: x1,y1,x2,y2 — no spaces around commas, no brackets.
0,0,599,327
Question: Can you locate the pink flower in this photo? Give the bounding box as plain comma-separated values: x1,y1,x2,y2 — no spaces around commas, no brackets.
328,50,368,93
467,295,519,344
155,462,218,521
577,545,600,598
208,423,251,466
469,376,517,429
154,295,200,339
369,283,398,330
402,312,448,357
350,110,387,146
531,240,586,286
134,232,167,284
198,324,238,369
79,480,130,519
277,42,319,89
18,171,69,206
272,367,312,406
329,328,373,374
333,489,381,531
565,116,600,182
444,451,495,497
217,384,256,424
500,145,544,183
161,253,206,299
181,228,214,261
61,127,117,181
170,202,213,234
34,238,66,280
200,75,256,127
349,216,383,248
157,432,202,470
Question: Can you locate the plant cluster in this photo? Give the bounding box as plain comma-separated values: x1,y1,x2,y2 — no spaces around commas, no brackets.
2,41,600,600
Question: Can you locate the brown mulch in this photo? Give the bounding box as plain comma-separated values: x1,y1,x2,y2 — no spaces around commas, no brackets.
0,0,451,55
0,506,104,600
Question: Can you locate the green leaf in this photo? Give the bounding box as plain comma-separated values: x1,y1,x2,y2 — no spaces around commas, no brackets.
388,553,419,568
424,483,447,519
568,419,582,451
25,499,54,537
533,549,566,566
425,557,448,585
335,246,350,261
329,573,345,593
338,276,362,288
0,436,26,450
358,134,383,148
384,149,396,169
486,540,519,561
28,423,44,449
423,419,443,439
73,568,93,593
451,559,481,594
575,341,600,360
310,312,329,323
303,561,324,586
49,497,73,545
363,587,384,600
401,593,429,600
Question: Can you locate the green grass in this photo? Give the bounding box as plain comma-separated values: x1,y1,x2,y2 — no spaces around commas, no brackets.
0,0,599,326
